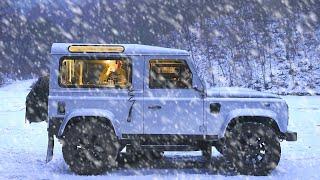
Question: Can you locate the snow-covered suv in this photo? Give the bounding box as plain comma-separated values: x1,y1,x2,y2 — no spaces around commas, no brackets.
26,43,297,175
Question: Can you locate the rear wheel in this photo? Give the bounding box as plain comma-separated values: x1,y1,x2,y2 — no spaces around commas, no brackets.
62,118,119,175
223,122,281,175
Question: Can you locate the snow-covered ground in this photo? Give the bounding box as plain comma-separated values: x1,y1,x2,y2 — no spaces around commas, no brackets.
0,80,319,179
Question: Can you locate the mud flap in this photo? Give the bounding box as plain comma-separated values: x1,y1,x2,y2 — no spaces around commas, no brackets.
46,131,54,163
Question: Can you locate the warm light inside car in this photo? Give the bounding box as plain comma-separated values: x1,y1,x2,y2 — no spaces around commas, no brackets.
68,45,125,53
60,58,130,88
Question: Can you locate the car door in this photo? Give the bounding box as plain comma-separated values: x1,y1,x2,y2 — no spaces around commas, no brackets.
143,56,204,135
120,55,144,135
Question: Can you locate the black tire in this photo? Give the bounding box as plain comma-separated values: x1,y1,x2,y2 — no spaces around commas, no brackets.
62,118,119,175
223,122,281,175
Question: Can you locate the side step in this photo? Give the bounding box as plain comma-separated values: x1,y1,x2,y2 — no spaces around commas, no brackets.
121,134,218,146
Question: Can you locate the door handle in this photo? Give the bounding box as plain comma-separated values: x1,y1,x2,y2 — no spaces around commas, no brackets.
148,105,162,110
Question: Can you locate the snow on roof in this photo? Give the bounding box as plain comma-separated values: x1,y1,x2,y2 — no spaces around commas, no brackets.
51,43,189,56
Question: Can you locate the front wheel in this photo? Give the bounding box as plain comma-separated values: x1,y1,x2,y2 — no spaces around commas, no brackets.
223,122,281,175
62,118,119,175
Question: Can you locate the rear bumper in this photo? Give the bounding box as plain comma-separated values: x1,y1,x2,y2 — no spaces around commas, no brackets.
281,131,297,141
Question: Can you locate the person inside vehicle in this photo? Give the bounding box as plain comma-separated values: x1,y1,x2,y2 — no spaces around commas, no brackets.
99,60,127,88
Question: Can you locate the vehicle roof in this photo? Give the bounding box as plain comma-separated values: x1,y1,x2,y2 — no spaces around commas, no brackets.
51,43,189,56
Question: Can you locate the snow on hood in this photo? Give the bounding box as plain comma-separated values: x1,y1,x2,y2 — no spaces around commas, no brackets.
206,87,281,98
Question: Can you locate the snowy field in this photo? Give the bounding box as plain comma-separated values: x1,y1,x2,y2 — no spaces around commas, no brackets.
0,80,319,179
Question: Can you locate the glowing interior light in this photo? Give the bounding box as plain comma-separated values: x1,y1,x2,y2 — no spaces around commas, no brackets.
68,45,125,53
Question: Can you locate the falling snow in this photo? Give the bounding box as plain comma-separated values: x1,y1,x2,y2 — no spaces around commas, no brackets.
0,80,319,179
1,1,320,94
1,0,320,179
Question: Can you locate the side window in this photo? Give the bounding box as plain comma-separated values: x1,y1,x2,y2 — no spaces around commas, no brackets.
59,58,131,88
149,60,193,89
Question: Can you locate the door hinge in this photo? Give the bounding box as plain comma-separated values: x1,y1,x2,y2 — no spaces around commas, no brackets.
199,125,207,133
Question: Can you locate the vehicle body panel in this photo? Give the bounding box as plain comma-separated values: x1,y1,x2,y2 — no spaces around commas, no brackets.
50,43,189,56
206,87,281,98
48,54,145,137
204,97,288,138
142,55,204,135
47,43,292,141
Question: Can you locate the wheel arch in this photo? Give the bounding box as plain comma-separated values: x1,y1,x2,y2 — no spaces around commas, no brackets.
57,109,121,138
220,109,284,138
226,116,281,134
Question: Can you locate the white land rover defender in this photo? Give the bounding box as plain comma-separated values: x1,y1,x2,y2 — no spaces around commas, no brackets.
26,43,297,175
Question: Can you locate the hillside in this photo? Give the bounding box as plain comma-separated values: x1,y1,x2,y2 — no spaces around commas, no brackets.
1,0,320,94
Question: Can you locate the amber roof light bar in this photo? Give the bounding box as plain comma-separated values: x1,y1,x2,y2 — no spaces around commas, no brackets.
68,45,125,53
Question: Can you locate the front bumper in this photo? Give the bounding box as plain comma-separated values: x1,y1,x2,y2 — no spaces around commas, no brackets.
282,131,297,141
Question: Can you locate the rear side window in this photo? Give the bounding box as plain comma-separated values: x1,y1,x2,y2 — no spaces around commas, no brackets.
59,58,131,88
149,60,192,89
